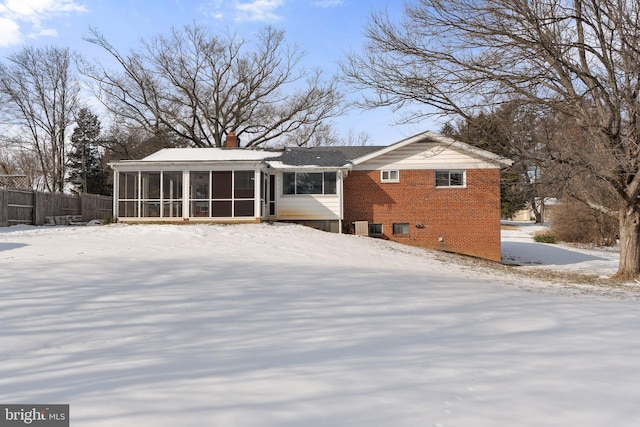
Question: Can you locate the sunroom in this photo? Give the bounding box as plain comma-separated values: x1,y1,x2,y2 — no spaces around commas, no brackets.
109,148,278,223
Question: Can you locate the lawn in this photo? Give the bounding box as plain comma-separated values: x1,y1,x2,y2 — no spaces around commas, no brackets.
1,223,639,426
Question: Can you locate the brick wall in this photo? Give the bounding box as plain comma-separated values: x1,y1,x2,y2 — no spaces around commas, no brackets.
343,169,502,261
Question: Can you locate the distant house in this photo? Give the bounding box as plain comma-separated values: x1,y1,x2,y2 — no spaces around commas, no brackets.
109,131,511,261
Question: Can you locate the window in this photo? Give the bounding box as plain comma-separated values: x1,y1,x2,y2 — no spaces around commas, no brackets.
296,172,323,194
233,171,255,217
393,223,410,235
282,172,337,195
118,171,182,218
381,170,399,183
141,172,161,199
190,172,210,217
212,171,233,217
118,172,138,217
368,223,383,236
435,170,465,187
162,172,183,218
187,170,255,218
140,172,161,217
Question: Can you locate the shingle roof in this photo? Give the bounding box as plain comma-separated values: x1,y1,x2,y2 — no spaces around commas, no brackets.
265,146,383,167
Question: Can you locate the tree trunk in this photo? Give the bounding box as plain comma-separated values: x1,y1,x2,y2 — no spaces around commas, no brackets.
530,194,543,223
613,204,640,281
532,204,543,224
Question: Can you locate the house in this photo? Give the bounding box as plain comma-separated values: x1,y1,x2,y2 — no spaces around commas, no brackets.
510,197,557,223
109,131,512,261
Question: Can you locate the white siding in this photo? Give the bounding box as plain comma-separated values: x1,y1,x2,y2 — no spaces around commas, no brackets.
277,194,341,220
352,142,501,170
274,172,342,220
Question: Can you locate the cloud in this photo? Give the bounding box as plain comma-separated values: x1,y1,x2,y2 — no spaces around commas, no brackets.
234,0,285,23
312,0,344,7
29,27,57,39
198,0,225,20
0,0,87,46
198,0,286,23
0,16,21,47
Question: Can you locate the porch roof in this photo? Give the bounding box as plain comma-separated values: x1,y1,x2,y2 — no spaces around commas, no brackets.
141,147,282,162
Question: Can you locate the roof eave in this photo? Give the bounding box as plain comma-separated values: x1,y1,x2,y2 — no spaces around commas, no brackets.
108,159,268,170
265,161,353,170
350,130,513,168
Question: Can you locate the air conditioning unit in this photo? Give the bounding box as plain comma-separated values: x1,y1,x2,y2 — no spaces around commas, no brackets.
353,221,368,236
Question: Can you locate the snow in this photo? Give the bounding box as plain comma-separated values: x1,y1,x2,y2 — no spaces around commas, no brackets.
501,222,620,278
1,222,639,426
139,147,282,162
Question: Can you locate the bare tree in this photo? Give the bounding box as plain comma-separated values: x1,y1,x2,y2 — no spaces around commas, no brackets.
280,122,372,147
343,0,640,280
341,128,372,146
81,25,343,148
0,46,79,192
0,143,45,190
100,123,188,161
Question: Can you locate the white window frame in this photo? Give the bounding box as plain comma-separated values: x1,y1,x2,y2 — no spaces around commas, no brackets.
380,170,400,183
435,170,466,188
282,171,337,195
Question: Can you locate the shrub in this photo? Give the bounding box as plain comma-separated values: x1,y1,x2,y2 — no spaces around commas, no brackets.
534,233,556,243
550,198,617,246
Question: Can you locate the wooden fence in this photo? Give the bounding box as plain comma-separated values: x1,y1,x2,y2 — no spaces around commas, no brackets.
0,188,112,227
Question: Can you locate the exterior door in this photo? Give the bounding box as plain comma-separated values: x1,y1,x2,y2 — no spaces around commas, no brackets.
268,174,276,217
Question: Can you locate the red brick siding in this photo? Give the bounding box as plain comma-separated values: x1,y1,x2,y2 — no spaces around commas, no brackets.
343,169,502,261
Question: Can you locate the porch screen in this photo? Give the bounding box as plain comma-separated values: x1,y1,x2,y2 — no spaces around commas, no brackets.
188,170,255,218
118,171,182,218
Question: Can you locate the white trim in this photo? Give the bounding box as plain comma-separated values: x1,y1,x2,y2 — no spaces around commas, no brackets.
109,160,266,172
182,170,189,219
112,169,120,218
254,169,261,220
380,169,400,183
435,170,467,188
350,131,513,168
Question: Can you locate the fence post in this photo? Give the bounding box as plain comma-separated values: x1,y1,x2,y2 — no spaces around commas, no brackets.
0,188,7,227
80,193,88,222
33,191,42,225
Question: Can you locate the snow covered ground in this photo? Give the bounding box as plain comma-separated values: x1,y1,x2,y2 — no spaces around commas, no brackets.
501,221,620,278
1,222,639,426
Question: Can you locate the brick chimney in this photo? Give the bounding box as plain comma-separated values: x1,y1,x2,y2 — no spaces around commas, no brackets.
224,131,239,148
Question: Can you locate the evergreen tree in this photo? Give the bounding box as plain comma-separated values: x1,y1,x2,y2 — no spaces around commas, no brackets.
441,104,543,221
67,108,109,194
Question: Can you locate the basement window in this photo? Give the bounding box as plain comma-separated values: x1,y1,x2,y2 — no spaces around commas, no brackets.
393,223,410,235
368,223,383,236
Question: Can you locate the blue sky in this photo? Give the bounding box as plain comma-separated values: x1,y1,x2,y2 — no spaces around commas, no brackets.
0,0,438,145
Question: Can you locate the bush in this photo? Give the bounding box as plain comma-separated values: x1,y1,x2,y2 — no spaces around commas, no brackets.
534,233,556,243
550,198,617,246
